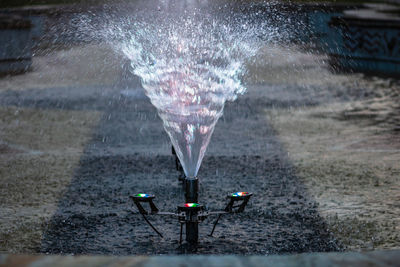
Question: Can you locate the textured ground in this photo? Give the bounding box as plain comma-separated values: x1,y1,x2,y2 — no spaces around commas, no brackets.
0,42,399,254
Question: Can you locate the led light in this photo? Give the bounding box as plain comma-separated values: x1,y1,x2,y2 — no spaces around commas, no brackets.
136,193,150,198
184,203,199,208
232,192,249,197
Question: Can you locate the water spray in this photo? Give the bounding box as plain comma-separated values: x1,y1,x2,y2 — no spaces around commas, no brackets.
80,1,276,247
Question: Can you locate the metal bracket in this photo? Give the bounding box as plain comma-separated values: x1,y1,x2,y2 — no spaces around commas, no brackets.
225,192,253,213
130,194,163,237
209,192,253,236
130,191,253,242
130,193,159,215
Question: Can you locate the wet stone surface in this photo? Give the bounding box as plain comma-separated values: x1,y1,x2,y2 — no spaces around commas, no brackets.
20,83,344,255
1,0,399,253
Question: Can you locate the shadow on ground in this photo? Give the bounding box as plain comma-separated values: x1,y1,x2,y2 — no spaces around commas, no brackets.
0,80,344,254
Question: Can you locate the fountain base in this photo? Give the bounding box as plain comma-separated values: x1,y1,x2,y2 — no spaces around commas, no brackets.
130,188,252,246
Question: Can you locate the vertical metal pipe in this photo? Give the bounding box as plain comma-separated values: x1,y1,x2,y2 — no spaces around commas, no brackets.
186,222,198,244
185,177,198,203
184,177,199,244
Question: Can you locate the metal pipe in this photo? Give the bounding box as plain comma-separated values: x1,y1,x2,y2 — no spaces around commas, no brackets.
184,177,199,244
185,177,198,203
186,222,198,244
208,214,222,237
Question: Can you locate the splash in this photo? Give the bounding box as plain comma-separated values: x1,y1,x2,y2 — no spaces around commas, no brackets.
99,4,275,178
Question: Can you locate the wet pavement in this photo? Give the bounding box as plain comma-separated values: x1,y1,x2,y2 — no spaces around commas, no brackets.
0,76,341,254
1,42,399,253
0,1,399,255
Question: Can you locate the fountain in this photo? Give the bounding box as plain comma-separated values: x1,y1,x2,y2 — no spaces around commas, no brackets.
76,0,277,246
115,15,261,180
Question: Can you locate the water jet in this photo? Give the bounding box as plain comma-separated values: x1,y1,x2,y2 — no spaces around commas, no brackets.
97,0,272,247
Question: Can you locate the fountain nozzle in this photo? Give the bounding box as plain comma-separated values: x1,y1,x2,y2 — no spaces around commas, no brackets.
184,177,199,203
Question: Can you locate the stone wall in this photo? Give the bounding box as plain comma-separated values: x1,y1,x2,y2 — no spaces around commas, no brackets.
0,14,32,75
329,4,400,77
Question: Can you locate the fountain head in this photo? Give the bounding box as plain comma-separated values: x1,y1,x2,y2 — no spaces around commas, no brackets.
184,176,199,203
